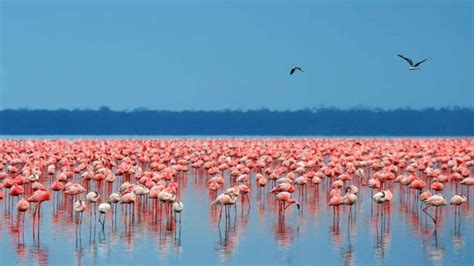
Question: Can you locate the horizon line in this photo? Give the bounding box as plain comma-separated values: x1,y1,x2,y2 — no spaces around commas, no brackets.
1,105,474,112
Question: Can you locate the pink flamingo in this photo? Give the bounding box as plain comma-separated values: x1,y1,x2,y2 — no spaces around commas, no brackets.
276,191,300,213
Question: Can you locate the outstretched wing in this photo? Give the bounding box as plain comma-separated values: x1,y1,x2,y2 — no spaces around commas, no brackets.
290,68,295,75
295,67,303,72
398,54,414,66
414,59,427,67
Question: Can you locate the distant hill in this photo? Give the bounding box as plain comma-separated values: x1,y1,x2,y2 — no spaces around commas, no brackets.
0,107,473,136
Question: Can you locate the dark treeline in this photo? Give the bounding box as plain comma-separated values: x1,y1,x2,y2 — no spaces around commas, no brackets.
0,107,473,136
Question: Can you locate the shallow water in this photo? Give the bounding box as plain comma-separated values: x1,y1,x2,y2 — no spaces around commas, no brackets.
1,135,472,140
2,174,473,265
0,138,473,266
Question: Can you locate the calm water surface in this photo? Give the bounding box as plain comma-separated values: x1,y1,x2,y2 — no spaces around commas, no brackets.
0,136,473,265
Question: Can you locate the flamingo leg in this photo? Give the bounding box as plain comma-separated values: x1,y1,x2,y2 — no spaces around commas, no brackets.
32,203,38,220
245,194,251,210
218,205,223,224
422,206,436,225
98,213,102,226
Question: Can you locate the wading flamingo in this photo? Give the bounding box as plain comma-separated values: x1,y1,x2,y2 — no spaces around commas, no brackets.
423,194,447,225
211,191,238,224
73,200,87,225
98,202,112,229
173,199,184,223
276,191,300,213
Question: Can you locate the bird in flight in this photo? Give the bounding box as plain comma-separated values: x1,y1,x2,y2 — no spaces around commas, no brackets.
397,54,427,70
290,66,303,75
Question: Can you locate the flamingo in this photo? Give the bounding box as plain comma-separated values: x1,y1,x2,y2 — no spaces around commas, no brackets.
16,198,30,212
423,194,447,225
172,199,184,223
459,177,474,198
208,181,220,192
27,189,51,228
97,202,112,229
86,191,99,218
450,194,467,216
257,175,267,193
420,190,432,206
16,198,30,225
373,190,393,204
120,191,137,221
73,199,87,225
276,191,300,213
237,183,251,208
431,179,444,192
343,187,357,219
270,182,295,193
311,175,322,185
108,192,121,216
329,193,343,223
211,191,238,224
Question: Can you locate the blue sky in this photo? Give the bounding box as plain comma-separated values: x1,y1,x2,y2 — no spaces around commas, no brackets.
1,1,472,110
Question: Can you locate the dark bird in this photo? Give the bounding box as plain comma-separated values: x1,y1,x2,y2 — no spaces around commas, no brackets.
397,54,427,70
290,66,303,75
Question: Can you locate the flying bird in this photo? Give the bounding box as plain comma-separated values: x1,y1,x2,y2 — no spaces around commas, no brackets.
398,54,427,70
290,66,303,75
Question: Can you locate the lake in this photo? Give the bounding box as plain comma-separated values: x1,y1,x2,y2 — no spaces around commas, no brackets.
0,137,473,265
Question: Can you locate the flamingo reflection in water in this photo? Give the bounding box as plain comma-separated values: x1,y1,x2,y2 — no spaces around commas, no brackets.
422,230,446,264
217,211,239,263
274,213,296,248
342,212,358,266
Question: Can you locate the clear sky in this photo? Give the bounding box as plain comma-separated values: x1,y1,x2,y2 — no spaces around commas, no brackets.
1,0,472,110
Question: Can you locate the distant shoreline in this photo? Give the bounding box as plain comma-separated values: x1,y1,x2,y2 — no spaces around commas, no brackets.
1,107,473,136
1,135,473,140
